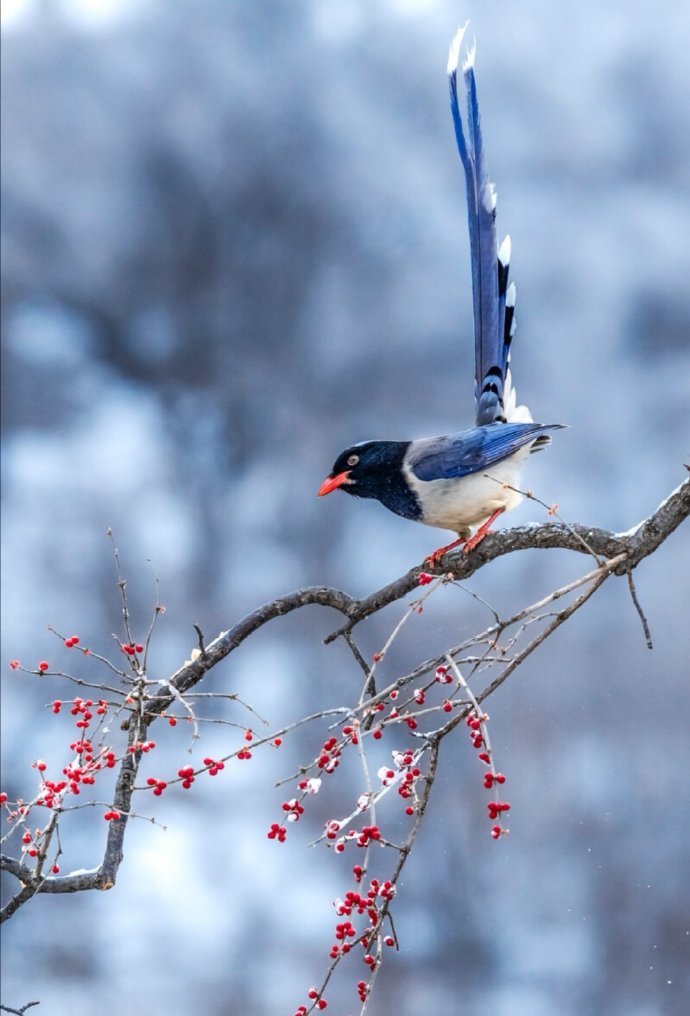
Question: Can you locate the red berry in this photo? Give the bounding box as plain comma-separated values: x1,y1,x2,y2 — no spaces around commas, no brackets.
38,661,49,672
135,644,144,654
51,864,60,874
9,660,20,670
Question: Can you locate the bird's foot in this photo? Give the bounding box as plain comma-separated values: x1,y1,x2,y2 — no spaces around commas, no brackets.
463,507,506,554
424,536,467,569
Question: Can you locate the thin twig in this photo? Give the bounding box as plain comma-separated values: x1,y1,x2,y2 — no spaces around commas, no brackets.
0,1001,41,1015
193,624,209,662
627,572,653,650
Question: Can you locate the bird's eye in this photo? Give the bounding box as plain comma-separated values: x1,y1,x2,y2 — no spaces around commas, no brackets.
347,454,359,467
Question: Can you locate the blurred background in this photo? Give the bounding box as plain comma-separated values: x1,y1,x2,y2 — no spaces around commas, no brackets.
2,1,689,1013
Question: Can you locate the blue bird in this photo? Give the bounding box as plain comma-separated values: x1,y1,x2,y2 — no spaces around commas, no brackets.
319,25,564,564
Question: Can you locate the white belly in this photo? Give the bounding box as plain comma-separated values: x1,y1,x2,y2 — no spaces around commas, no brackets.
403,447,530,536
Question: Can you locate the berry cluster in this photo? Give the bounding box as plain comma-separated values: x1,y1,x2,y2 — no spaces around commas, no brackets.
464,708,511,839
329,823,383,854
377,748,423,816
281,798,305,823
267,822,287,842
146,777,168,796
0,691,122,855
317,736,343,772
177,766,195,789
121,642,144,656
202,757,225,776
299,872,398,1007
127,740,156,755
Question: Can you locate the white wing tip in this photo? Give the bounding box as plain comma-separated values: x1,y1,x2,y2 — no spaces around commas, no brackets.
447,22,469,75
485,182,498,212
504,376,533,424
498,234,512,266
462,37,476,74
506,281,516,307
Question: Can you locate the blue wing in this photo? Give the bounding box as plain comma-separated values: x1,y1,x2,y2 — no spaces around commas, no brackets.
448,26,512,427
407,423,564,482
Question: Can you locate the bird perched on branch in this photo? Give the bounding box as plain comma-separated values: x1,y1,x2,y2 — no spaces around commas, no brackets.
319,25,564,566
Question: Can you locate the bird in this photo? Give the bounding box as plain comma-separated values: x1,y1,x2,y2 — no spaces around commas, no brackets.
318,25,564,567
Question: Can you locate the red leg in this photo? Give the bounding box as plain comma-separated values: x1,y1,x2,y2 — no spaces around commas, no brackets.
424,534,468,569
463,507,506,553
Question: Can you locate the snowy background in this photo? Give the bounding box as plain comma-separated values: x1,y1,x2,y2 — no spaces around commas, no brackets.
2,1,689,1014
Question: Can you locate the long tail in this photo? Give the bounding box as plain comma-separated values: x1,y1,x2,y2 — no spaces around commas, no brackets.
448,26,527,428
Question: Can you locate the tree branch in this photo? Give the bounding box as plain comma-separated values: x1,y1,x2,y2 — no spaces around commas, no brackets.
326,476,689,639
2,476,687,913
145,477,688,708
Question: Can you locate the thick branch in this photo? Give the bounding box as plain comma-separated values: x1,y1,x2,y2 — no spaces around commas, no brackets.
324,476,690,641
145,478,688,703
1,715,148,919
2,477,686,911
145,586,357,717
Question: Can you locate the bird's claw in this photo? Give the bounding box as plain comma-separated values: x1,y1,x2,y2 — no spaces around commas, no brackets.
462,529,489,553
424,536,467,569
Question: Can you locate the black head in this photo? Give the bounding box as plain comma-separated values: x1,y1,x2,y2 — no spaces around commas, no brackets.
318,440,421,521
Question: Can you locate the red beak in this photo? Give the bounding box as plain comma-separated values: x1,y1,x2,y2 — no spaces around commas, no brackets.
317,470,351,497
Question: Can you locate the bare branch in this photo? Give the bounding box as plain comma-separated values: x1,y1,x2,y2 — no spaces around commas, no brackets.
0,1001,41,1015
325,477,689,641
2,478,686,923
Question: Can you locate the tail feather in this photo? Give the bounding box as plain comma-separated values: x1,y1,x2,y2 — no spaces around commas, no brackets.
448,26,527,428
